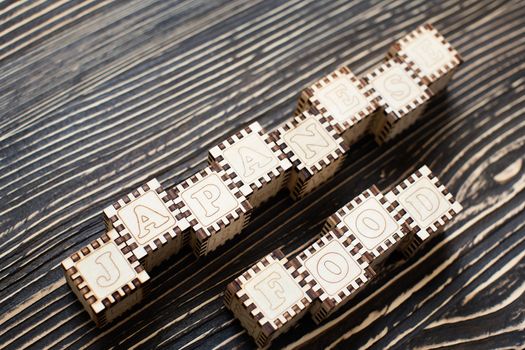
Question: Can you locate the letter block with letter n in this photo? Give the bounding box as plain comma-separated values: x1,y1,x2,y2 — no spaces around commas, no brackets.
170,164,253,257
295,66,380,145
103,178,190,272
364,56,433,144
224,249,316,348
273,110,348,200
387,23,463,94
208,121,292,209
385,165,463,257
61,229,150,327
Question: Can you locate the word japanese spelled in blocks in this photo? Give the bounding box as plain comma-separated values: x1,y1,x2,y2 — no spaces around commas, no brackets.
61,230,150,327
273,110,348,200
224,249,316,348
387,23,463,94
295,66,380,145
385,165,463,256
103,178,190,272
170,164,253,257
208,122,292,209
364,56,433,144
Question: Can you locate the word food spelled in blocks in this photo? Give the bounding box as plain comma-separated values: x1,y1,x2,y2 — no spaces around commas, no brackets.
387,23,463,94
295,66,380,145
103,178,190,272
273,110,348,200
61,230,150,327
208,122,292,208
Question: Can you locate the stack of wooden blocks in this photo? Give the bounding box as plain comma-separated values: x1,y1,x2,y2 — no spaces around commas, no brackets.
61,22,463,338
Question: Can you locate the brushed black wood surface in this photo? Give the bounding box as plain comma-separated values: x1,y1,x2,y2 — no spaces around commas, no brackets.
0,0,524,349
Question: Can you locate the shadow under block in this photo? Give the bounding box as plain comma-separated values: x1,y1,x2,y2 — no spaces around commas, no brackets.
273,110,348,200
170,164,253,257
224,249,315,348
208,121,292,209
364,56,433,144
294,228,376,324
295,66,380,145
61,230,150,327
384,165,463,257
103,178,190,272
387,22,463,94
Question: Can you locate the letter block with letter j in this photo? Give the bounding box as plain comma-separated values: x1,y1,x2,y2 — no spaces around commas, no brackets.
61,229,150,327
208,121,292,209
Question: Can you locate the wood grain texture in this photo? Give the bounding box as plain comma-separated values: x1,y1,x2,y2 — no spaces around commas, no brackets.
0,0,524,349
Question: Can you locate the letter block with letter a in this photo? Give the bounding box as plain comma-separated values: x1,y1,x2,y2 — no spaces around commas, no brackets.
385,165,463,257
386,23,463,94
208,121,292,209
364,56,433,144
103,178,190,272
273,110,349,200
323,185,413,268
295,66,380,145
61,229,150,327
224,249,316,348
170,163,253,257
294,228,376,323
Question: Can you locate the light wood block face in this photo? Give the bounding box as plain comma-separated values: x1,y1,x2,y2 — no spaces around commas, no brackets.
103,178,190,272
170,164,253,257
295,66,380,145
273,110,348,200
208,122,292,209
61,230,150,327
387,23,462,94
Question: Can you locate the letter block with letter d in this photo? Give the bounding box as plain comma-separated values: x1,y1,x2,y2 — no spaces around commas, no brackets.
61,229,150,327
208,121,292,209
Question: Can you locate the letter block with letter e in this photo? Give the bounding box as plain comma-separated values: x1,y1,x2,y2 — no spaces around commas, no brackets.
224,249,316,348
103,178,190,272
323,185,413,268
364,56,433,144
170,164,253,257
61,229,150,327
273,110,348,200
295,66,380,145
385,165,463,257
208,121,292,209
387,23,463,94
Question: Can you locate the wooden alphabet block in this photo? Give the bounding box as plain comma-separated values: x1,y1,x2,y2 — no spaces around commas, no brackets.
364,57,433,144
170,163,253,257
103,178,190,272
387,23,462,94
294,228,375,324
224,249,315,348
273,110,348,200
208,122,292,209
295,66,380,145
385,165,463,256
61,230,150,327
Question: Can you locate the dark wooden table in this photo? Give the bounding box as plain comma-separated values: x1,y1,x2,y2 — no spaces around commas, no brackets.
1,1,524,349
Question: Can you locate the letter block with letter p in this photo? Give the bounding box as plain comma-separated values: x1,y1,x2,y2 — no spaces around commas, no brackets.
103,178,190,272
61,229,150,327
208,121,292,209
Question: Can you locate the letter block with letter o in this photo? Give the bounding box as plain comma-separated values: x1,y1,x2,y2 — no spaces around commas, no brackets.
387,23,462,94
208,121,292,209
295,228,376,323
103,178,190,272
385,165,463,257
224,249,316,348
295,66,380,145
170,164,253,257
364,56,433,144
273,110,349,200
61,229,150,327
